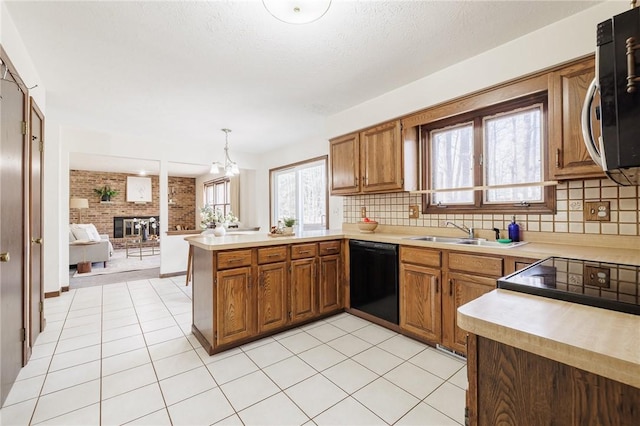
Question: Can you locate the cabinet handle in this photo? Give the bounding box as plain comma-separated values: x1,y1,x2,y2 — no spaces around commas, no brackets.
555,148,560,167
266,253,280,257
449,279,453,296
435,277,439,293
325,247,337,251
31,237,42,244
228,258,243,263
0,252,9,262
627,37,640,93
354,177,358,187
298,250,311,254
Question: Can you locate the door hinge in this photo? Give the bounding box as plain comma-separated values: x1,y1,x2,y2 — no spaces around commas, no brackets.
288,311,292,319
214,331,217,340
401,178,404,185
20,327,26,342
21,121,27,135
214,278,217,285
39,140,44,152
40,301,43,312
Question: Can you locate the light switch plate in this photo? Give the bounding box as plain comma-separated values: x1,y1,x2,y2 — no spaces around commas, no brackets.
584,201,610,221
409,205,419,219
360,207,367,218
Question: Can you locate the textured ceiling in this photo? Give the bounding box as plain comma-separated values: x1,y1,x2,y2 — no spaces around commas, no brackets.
5,0,600,162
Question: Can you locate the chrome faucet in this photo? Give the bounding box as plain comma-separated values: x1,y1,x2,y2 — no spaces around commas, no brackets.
446,221,474,239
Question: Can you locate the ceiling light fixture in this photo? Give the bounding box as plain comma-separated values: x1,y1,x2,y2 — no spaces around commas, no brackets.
263,0,331,24
210,128,239,177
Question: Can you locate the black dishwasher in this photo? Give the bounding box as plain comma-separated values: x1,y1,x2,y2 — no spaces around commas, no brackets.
349,240,399,324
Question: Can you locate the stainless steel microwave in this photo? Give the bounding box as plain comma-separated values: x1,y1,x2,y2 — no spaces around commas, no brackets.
582,5,640,185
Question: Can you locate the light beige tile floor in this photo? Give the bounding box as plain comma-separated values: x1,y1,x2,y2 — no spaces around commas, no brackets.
0,276,467,425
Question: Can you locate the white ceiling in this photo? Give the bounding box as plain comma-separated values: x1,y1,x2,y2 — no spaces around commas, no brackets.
5,0,600,172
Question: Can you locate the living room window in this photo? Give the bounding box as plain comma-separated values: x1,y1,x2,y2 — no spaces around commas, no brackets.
204,178,231,216
422,93,553,214
270,156,328,231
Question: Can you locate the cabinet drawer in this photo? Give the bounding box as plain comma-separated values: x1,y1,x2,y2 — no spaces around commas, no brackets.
400,246,441,268
319,240,341,256
258,246,287,264
217,249,252,269
291,243,317,259
448,252,503,277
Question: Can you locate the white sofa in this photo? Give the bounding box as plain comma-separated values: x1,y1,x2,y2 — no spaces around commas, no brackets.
69,224,113,267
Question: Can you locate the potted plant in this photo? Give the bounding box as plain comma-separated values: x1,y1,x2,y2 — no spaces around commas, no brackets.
94,185,118,202
282,217,296,234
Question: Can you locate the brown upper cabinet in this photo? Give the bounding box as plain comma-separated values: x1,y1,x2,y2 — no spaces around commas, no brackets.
331,55,604,193
548,56,604,180
330,120,418,195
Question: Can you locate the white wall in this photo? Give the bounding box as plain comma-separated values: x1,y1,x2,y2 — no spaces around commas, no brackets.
6,0,630,292
254,135,343,232
326,1,628,138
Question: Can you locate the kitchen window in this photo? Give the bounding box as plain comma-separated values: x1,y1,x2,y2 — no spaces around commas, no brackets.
270,156,328,231
204,177,231,216
422,94,554,214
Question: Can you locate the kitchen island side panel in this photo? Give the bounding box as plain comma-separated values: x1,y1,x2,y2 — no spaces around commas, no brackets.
471,335,640,425
192,246,215,353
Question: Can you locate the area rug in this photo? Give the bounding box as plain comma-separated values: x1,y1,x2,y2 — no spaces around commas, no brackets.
73,249,160,277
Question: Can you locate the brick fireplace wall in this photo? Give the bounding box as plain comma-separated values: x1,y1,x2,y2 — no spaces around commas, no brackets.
70,170,196,249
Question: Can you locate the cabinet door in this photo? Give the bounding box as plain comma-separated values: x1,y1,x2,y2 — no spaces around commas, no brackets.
318,254,341,314
290,258,317,323
216,267,253,346
442,272,495,354
400,263,442,343
549,56,604,180
360,121,403,193
330,133,360,195
257,262,288,333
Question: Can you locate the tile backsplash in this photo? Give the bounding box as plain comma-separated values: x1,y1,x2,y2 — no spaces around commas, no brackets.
343,178,639,237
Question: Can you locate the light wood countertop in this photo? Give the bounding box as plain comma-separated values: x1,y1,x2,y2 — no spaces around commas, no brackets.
458,289,640,388
185,230,345,251
185,227,640,266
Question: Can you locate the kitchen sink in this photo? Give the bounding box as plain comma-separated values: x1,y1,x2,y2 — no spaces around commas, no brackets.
405,236,528,248
406,236,464,243
454,239,528,248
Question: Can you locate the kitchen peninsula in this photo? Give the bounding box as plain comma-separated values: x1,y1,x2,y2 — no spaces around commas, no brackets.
187,231,345,355
187,228,640,357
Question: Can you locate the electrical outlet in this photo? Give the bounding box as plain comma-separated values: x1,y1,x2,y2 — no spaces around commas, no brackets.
584,265,610,288
584,201,610,221
408,205,419,219
360,207,367,218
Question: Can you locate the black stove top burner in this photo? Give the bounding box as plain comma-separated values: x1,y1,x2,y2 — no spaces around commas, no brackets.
498,257,640,315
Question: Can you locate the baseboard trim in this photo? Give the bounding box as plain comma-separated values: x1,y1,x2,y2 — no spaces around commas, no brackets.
159,271,187,278
44,291,60,298
61,286,70,292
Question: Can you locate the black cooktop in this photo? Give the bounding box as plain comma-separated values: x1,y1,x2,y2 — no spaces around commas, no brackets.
498,257,640,315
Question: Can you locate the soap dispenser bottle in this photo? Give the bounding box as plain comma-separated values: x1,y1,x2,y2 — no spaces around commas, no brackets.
508,216,520,242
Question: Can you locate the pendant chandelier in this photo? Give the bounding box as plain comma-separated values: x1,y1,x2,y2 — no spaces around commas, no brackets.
210,128,239,177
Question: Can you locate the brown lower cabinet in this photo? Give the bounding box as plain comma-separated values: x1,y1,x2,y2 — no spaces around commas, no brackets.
319,252,342,314
400,262,441,343
216,266,253,346
290,257,317,324
466,334,640,425
399,247,513,355
192,240,344,355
